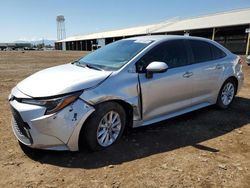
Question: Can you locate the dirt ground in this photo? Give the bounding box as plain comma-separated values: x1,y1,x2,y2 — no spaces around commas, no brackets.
0,51,249,188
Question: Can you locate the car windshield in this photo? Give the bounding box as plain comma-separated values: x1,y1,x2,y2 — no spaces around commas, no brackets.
77,39,153,71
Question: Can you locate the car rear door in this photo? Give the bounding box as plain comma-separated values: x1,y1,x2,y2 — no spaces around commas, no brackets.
186,39,226,105
137,39,194,124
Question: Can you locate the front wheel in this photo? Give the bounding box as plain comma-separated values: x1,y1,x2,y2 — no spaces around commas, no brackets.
216,79,236,109
82,102,126,151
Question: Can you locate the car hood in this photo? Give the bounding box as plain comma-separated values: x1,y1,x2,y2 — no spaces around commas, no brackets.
17,63,112,98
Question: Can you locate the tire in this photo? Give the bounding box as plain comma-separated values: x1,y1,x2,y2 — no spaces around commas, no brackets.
81,102,126,151
216,79,236,109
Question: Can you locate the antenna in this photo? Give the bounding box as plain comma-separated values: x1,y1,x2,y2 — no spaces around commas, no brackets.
56,15,66,40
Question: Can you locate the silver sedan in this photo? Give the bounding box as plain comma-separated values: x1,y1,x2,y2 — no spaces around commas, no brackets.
9,35,244,152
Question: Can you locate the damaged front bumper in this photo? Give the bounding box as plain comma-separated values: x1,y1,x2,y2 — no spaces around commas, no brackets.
9,88,95,151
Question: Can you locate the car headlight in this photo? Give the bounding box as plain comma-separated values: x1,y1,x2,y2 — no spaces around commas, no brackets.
21,91,82,115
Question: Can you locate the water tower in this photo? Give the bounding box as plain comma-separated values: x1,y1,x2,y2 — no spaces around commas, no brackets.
56,15,66,40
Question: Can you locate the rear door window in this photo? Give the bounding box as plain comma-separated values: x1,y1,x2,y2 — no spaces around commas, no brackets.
189,40,213,63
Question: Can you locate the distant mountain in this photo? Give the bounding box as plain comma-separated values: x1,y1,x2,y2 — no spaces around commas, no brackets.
14,39,56,46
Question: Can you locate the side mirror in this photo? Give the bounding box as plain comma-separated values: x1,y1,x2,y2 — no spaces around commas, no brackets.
145,61,168,78
247,55,250,66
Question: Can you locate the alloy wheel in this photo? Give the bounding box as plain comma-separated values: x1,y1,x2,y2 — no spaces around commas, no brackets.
221,82,235,106
96,111,122,147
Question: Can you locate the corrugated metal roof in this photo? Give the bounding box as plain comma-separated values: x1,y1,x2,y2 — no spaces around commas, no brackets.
59,8,250,42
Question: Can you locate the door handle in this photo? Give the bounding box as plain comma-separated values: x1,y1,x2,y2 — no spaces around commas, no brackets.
216,64,223,70
183,72,193,78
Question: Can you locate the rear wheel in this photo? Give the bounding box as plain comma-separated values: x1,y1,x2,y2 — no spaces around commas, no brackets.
82,102,126,151
216,79,236,109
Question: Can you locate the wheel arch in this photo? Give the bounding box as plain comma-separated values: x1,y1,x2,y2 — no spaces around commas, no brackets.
225,76,238,95
92,99,134,127
109,99,134,128
77,99,134,150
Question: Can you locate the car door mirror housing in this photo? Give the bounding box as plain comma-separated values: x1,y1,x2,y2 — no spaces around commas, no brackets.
145,61,168,78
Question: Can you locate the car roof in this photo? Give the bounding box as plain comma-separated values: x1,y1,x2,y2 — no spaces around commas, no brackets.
124,35,210,42
123,35,231,55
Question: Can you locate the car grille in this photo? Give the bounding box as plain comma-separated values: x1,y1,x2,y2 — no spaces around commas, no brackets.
10,106,33,143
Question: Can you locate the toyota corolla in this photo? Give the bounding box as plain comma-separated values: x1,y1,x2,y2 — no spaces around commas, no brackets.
9,35,244,151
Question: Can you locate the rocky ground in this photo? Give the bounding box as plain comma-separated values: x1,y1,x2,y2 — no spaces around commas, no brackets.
0,51,249,188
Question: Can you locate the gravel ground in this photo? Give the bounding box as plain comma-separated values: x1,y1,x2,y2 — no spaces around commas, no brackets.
0,51,249,188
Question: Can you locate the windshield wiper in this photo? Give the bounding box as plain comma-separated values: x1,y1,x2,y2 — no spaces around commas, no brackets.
85,63,103,71
72,61,86,68
71,60,82,65
73,60,103,71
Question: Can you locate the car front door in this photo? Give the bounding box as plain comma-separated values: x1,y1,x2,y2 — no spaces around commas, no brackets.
137,40,194,124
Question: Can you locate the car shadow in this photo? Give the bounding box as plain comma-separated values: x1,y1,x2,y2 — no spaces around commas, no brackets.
21,96,250,169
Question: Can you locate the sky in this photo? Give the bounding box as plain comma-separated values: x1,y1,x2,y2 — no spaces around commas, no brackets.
0,0,250,42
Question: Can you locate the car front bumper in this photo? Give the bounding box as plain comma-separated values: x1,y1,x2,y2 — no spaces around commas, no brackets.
9,88,95,151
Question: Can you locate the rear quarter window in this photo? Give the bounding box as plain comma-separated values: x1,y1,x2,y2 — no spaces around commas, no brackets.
210,44,226,60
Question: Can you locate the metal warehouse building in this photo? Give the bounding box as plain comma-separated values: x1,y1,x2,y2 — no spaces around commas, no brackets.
55,8,250,55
